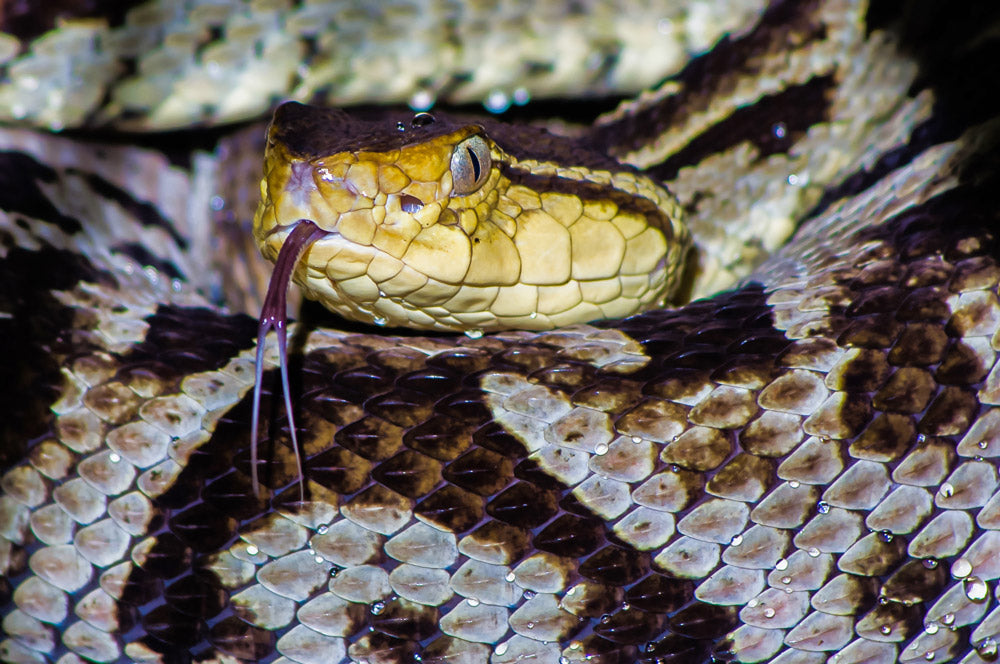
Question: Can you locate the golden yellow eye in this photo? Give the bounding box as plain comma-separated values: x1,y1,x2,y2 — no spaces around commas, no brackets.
450,135,491,195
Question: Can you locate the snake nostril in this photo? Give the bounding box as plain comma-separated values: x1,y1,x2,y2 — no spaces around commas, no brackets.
400,193,423,213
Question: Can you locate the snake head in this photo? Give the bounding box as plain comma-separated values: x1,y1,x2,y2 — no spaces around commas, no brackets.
254,101,690,334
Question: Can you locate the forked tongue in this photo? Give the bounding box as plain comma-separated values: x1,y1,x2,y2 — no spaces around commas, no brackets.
251,220,327,501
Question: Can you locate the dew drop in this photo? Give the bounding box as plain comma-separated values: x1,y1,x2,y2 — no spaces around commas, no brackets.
925,623,939,635
317,524,328,535
465,328,484,339
922,558,938,569
807,547,821,558
378,290,386,297
780,576,792,585
467,597,480,607
976,637,998,661
880,624,892,635
523,590,536,600
774,558,788,571
746,599,759,608
396,121,406,131
789,480,800,489
773,122,787,139
730,534,743,547
246,544,259,556
939,483,954,499
494,643,508,656
979,439,989,449
964,576,989,603
631,435,642,443
764,607,776,619
505,571,516,583
952,557,973,579
529,311,538,319
917,433,927,443
594,442,609,455
513,87,530,105
878,530,894,543
816,500,831,514
924,651,935,661
373,315,387,327
370,601,385,615
314,555,324,564
109,453,121,463
411,112,436,127
942,613,955,626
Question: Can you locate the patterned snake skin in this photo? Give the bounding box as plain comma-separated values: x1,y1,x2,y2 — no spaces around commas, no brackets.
3,1,1000,663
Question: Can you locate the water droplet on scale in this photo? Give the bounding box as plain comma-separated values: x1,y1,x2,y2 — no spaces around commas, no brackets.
952,557,973,579
465,328,484,339
816,500,830,514
964,576,989,603
411,111,436,127
467,597,480,607
976,637,998,661
594,442,609,455
730,534,743,546
372,315,387,327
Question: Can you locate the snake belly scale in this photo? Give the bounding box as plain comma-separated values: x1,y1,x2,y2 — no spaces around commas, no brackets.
2,2,1000,664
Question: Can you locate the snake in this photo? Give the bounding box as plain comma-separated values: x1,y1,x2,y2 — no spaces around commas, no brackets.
2,1,1000,664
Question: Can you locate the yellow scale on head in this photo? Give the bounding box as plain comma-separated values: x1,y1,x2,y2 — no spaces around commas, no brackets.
253,101,690,335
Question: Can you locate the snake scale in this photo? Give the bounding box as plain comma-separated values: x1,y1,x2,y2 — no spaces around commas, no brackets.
3,1,1000,663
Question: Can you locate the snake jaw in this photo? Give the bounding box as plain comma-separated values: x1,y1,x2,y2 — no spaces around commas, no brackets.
251,220,329,501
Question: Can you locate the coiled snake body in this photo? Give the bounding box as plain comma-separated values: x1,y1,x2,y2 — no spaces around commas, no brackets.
2,2,1000,664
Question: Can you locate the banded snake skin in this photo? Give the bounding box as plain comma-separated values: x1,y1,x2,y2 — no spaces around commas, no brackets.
3,1,1000,664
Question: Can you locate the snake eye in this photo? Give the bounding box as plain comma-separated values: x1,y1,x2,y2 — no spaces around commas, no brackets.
450,135,491,195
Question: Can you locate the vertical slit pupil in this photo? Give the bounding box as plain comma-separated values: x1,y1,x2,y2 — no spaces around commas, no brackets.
467,147,480,182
